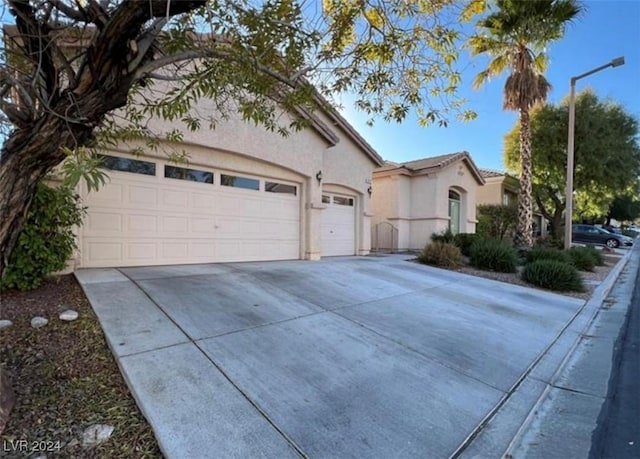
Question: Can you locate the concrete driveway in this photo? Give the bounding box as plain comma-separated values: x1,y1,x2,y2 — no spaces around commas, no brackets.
76,255,588,458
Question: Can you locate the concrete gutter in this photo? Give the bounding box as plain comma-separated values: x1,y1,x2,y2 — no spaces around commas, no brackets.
454,246,637,458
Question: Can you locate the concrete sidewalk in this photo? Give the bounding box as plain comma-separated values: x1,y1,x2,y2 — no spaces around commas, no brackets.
501,245,640,458
75,254,632,459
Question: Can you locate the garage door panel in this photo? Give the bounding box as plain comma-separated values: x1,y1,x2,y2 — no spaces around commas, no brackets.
191,192,215,211
321,194,356,257
128,185,159,206
162,189,189,208
190,241,217,258
127,215,158,233
217,195,247,216
87,212,123,233
128,243,157,260
162,216,189,233
191,217,215,234
161,242,190,260
90,183,123,205
82,162,301,267
84,240,123,264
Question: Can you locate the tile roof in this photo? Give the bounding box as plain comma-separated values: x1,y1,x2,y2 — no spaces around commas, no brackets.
375,151,485,184
400,152,468,171
478,168,519,180
478,168,506,178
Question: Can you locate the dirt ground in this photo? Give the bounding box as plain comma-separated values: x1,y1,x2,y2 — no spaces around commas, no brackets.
0,274,161,458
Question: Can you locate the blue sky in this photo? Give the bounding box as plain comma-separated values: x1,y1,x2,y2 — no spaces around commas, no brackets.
338,0,640,171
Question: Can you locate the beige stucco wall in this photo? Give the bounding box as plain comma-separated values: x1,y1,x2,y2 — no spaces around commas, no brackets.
372,160,480,251
476,179,504,206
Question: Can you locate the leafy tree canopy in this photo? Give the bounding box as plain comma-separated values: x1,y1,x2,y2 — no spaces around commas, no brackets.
608,194,640,224
0,0,488,277
504,89,640,235
0,0,486,143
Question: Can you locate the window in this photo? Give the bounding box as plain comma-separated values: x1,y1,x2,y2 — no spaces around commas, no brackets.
503,191,516,206
265,182,296,195
448,190,461,235
221,174,259,190
165,165,213,184
99,154,156,176
322,195,330,204
333,196,354,206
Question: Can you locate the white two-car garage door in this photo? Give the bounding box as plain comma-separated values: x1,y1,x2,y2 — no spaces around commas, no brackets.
321,193,356,256
81,154,300,267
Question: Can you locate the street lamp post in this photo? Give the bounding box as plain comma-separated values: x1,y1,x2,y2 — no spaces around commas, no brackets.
564,56,625,250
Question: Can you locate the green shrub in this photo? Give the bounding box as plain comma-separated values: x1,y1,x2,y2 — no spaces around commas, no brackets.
521,260,584,292
417,242,463,269
526,247,571,264
453,233,479,257
1,184,85,291
430,229,455,244
469,239,517,273
535,235,564,250
584,246,605,266
476,204,517,240
567,247,597,272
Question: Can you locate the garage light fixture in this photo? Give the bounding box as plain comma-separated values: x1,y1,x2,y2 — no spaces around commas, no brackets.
368,186,372,196
316,170,323,184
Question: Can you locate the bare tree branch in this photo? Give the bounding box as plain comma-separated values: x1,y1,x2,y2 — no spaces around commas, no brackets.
127,17,167,73
48,0,85,22
0,99,30,125
146,72,186,82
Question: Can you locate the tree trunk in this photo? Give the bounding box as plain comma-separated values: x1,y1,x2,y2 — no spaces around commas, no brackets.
514,108,534,248
0,116,93,279
551,209,564,239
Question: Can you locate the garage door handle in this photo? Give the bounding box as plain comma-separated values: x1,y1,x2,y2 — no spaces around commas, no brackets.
330,230,334,233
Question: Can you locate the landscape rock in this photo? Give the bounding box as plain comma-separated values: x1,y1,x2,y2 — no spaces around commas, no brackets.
0,320,12,330
30,316,48,328
59,310,79,321
0,368,16,435
66,438,79,448
82,424,114,448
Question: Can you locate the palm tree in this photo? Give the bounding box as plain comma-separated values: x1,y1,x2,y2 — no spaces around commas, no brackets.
469,0,582,248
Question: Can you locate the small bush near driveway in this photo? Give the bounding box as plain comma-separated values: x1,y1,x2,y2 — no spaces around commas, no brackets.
526,247,572,265
567,247,597,272
469,239,517,273
579,246,605,266
430,229,455,244
453,233,478,257
418,242,463,269
522,260,585,292
534,236,564,250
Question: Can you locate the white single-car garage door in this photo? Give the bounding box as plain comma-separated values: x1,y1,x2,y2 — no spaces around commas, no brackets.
321,193,356,256
81,154,300,267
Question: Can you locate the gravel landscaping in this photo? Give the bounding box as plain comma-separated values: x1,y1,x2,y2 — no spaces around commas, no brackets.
0,274,161,458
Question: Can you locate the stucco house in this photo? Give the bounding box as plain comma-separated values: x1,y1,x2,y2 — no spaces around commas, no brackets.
75,100,383,268
370,152,485,251
477,169,548,237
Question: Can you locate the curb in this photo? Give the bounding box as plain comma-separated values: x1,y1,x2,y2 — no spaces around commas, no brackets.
502,246,638,457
